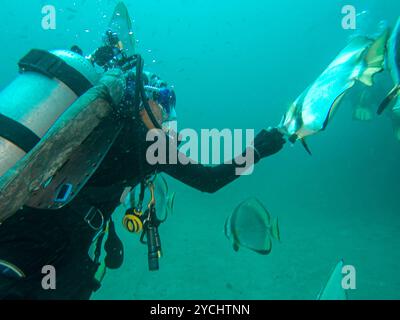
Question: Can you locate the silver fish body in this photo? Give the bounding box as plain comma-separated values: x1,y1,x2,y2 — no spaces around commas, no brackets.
282,29,389,142
225,198,279,255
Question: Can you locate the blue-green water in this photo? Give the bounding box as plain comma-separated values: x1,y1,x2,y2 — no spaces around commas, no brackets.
1,0,400,300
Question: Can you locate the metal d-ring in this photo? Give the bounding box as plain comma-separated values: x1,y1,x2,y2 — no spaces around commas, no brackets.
84,207,105,231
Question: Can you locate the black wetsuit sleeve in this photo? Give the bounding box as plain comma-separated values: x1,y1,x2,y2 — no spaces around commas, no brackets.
157,128,286,193
161,150,259,194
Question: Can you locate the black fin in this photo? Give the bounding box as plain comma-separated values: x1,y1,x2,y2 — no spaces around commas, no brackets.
301,139,312,156
323,91,348,130
377,86,400,115
254,248,272,255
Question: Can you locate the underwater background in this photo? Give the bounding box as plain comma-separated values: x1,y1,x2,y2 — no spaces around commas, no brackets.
1,0,400,300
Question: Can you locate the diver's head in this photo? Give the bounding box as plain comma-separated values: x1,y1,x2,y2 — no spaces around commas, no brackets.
139,77,177,135
142,88,176,127
104,29,121,48
124,55,177,135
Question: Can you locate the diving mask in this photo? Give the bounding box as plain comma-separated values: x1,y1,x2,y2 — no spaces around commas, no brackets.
141,86,177,132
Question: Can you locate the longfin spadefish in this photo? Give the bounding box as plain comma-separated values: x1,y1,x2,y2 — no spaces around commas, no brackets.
378,86,400,115
359,29,390,86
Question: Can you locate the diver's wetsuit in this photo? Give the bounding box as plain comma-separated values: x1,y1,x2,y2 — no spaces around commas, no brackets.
0,115,283,300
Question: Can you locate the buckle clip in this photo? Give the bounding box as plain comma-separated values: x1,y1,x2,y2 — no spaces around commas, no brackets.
84,207,105,231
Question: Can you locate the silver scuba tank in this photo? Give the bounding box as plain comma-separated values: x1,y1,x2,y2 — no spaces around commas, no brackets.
0,49,100,176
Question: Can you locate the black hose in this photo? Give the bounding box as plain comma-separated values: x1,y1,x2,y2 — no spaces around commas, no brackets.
136,56,162,130
134,55,142,112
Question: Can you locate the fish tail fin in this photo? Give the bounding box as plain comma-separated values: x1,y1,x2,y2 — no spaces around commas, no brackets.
301,138,312,156
271,217,280,241
377,86,400,115
358,28,390,86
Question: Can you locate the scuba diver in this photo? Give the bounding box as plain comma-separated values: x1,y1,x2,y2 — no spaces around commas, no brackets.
0,3,286,299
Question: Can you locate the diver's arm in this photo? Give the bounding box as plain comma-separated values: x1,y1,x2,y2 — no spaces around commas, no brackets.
162,154,242,193
161,129,286,193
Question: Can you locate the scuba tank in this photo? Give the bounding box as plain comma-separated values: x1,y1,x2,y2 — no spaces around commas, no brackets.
0,2,134,221
0,49,100,177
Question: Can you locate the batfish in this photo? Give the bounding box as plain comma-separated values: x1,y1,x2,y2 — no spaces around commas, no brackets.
280,29,389,154
225,198,280,255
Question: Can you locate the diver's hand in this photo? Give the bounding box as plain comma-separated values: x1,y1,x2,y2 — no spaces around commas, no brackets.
253,128,286,160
